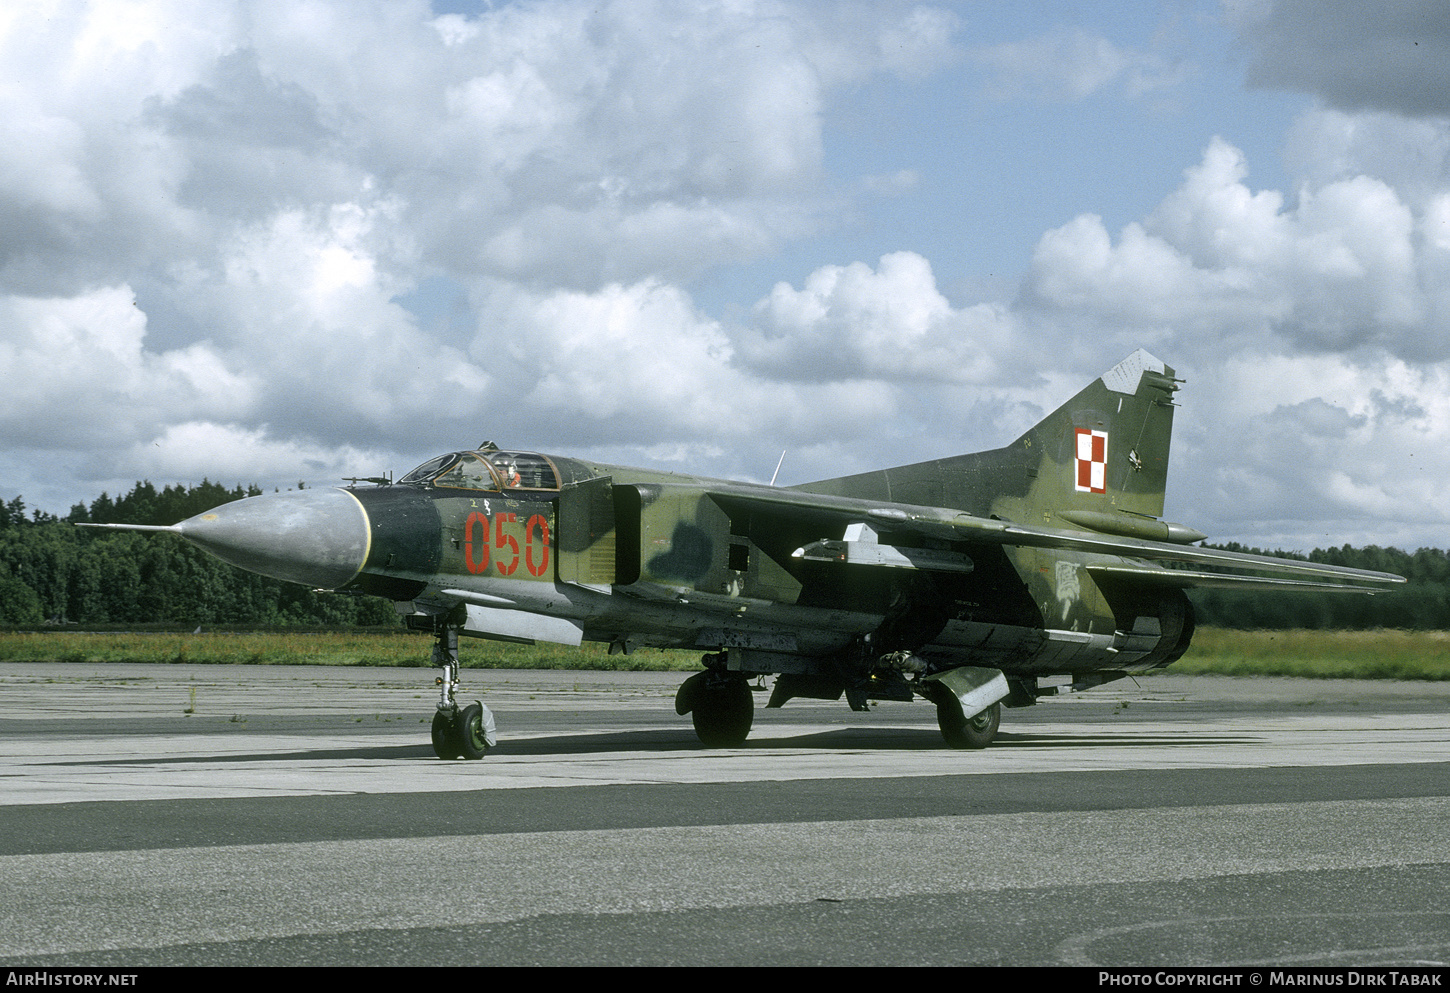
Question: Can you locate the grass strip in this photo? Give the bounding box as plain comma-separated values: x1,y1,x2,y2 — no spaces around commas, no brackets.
2,628,1448,680
1174,627,1450,681
0,630,701,670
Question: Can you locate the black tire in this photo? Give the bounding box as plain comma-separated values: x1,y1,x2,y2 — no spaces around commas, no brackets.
431,709,462,760
936,696,1000,750
691,680,754,747
457,702,490,760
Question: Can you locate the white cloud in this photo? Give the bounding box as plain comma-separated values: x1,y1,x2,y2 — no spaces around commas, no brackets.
0,100,100,219
473,277,898,456
0,0,970,510
875,4,959,79
743,251,1013,383
1284,109,1450,205
970,27,1186,103
0,0,959,300
1002,129,1450,548
123,421,390,488
0,1,238,293
1024,136,1445,359
193,203,492,445
0,285,252,448
1169,351,1450,548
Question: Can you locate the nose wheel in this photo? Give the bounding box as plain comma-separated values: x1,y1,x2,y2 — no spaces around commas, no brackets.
430,619,495,760
432,701,493,760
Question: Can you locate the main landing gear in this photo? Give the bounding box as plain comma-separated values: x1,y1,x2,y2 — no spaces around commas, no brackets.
675,652,1008,750
927,690,1001,749
918,666,1008,750
429,621,496,760
674,657,754,747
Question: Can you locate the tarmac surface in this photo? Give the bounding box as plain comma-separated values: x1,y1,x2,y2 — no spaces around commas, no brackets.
0,662,1447,967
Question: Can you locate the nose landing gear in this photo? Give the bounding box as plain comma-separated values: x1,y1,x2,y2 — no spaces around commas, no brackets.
429,619,496,760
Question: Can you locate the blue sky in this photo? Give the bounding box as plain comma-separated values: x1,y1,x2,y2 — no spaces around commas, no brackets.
3,0,1450,552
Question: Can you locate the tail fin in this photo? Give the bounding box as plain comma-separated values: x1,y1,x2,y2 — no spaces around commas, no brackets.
797,349,1188,533
1019,348,1181,523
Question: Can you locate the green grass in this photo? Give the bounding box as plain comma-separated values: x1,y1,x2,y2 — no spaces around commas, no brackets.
0,630,703,670
3,628,1449,680
1174,628,1450,681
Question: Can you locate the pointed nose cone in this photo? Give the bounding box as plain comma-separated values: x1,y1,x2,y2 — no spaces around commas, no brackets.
177,488,371,590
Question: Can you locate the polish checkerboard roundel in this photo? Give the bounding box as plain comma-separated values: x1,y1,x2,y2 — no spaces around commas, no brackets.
1075,428,1107,494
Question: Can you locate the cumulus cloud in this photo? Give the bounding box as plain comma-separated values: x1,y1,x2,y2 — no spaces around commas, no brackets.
0,286,252,448
1284,108,1450,205
0,0,953,500
1024,136,1443,360
154,201,494,453
0,0,953,300
0,1,235,295
474,277,898,459
742,251,1013,383
1169,352,1450,548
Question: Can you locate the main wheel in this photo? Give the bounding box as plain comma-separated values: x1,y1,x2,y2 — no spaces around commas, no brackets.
935,695,1000,750
457,702,490,760
431,709,463,760
691,679,754,747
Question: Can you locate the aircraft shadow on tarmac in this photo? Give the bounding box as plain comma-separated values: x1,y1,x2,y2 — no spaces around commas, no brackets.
53,726,1257,765
493,727,1257,755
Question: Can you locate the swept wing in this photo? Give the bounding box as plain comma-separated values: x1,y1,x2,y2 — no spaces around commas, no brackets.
706,483,1404,593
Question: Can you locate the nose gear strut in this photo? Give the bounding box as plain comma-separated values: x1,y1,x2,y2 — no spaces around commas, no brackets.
429,618,495,760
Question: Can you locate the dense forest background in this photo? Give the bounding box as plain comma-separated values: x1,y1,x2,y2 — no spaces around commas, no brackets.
1,481,1447,630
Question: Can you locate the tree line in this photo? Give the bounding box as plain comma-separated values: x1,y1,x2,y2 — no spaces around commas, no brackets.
2,481,1448,630
1187,542,1450,631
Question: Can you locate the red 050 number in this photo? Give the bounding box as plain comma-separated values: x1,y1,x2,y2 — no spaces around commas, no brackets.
464,512,551,577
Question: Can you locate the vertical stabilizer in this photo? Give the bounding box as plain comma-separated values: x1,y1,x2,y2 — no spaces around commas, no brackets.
1026,348,1181,523
795,349,1186,532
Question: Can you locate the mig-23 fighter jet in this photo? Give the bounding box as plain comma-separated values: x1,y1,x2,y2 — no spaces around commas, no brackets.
86,350,1403,758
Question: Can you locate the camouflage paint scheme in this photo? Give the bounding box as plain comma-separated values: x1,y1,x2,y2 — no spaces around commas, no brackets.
88,351,1405,754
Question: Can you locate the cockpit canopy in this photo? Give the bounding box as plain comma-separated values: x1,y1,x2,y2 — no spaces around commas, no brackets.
399,450,560,491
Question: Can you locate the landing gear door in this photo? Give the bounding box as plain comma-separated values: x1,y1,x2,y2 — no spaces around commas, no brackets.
557,476,617,589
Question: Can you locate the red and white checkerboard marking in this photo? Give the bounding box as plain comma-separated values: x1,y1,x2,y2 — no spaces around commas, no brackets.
1075,428,1108,493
